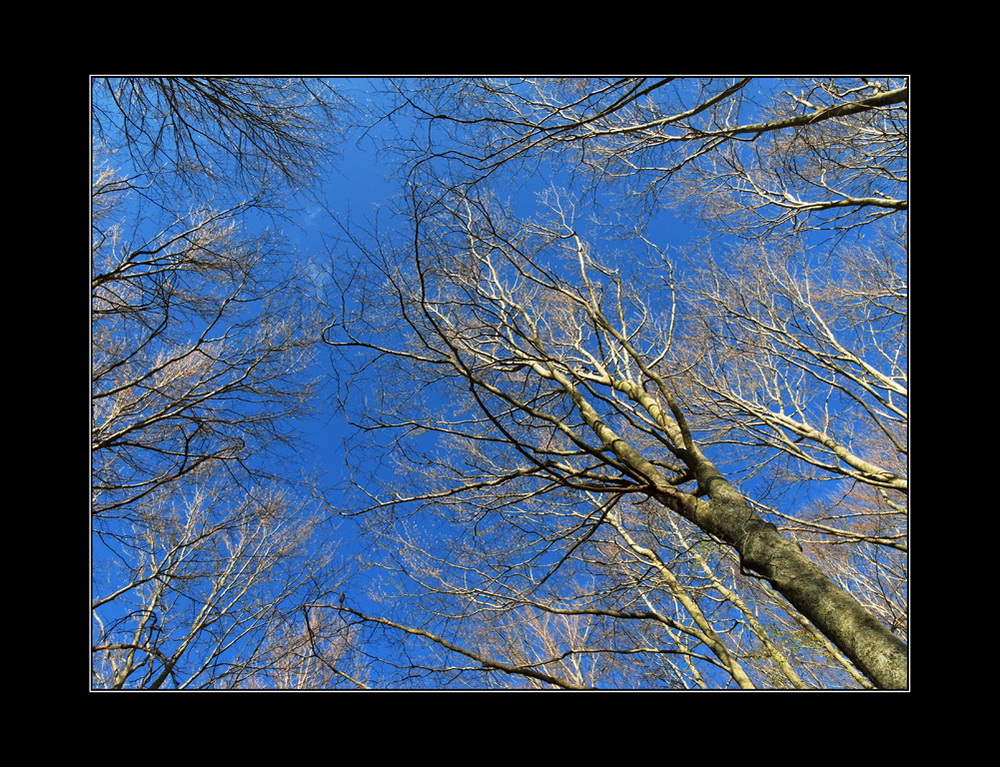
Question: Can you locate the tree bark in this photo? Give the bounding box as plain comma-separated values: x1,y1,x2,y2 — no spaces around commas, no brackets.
648,455,907,689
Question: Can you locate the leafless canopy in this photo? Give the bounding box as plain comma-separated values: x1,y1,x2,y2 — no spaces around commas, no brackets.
92,77,343,194
319,77,907,689
91,77,358,689
92,76,908,690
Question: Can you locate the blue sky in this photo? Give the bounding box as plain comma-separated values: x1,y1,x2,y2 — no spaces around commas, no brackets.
93,77,906,688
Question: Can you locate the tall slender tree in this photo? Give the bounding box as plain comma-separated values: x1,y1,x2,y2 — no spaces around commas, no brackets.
319,77,907,689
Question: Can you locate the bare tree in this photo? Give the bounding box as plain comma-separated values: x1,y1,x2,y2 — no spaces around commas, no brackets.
92,77,344,196
93,76,907,689
91,77,355,689
373,76,906,236
315,76,907,689
320,182,906,688
90,161,354,687
91,471,344,689
91,165,317,517
671,221,907,645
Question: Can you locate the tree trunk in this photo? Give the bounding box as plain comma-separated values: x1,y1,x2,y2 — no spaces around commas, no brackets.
651,456,907,689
